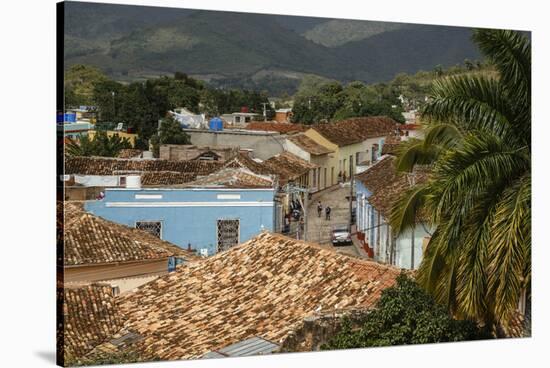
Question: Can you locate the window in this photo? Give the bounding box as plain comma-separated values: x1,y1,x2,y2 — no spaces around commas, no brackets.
217,219,240,252
119,176,126,186
136,221,162,238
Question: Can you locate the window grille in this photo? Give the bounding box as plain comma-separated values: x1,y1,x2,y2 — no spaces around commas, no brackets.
136,221,162,238
217,219,240,252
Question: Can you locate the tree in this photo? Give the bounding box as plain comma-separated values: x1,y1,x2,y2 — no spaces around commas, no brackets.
64,64,108,107
321,275,488,350
389,30,531,332
150,115,191,157
65,131,132,157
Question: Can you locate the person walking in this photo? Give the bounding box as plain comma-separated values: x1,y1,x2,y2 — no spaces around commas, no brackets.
317,201,323,217
325,205,331,220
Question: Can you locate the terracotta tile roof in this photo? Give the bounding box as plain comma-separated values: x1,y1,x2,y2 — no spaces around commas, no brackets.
313,116,397,147
264,152,318,182
222,153,274,176
244,122,307,134
400,123,422,130
140,171,197,186
117,149,143,159
113,232,400,361
287,134,334,155
63,202,199,266
60,283,125,361
185,168,273,189
355,156,430,218
65,156,223,176
381,135,402,155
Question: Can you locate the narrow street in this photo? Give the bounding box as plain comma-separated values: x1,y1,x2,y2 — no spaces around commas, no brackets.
306,184,361,257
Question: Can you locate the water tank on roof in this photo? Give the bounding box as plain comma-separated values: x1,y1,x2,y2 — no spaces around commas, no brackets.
64,113,77,123
209,117,223,131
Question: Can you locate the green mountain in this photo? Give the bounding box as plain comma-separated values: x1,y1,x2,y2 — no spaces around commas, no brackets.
63,2,481,94
303,19,408,47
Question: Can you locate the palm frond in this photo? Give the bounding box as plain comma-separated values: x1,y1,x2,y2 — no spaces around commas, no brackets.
486,173,531,323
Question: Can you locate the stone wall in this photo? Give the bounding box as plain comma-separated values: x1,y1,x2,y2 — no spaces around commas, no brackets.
278,308,372,352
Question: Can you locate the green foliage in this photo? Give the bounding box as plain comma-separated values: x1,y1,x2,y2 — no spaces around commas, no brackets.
150,115,191,157
199,88,274,118
64,64,108,107
389,30,531,329
66,131,132,157
321,275,487,350
291,79,404,124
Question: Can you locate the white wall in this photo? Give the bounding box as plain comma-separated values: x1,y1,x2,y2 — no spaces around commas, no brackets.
284,139,311,161
74,175,120,187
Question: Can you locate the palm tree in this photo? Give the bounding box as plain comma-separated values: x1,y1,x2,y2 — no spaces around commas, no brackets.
390,29,530,333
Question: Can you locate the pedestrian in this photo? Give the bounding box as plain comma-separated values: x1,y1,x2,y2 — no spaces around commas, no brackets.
317,201,323,217
325,205,331,220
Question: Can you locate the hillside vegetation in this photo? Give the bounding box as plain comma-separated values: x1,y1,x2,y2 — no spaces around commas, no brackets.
64,3,482,95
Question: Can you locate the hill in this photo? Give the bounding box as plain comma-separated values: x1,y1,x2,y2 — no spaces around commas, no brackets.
63,3,482,95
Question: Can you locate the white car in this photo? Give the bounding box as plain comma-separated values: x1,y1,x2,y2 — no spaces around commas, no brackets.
331,226,352,246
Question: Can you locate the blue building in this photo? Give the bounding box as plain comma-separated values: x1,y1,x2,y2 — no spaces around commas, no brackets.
85,169,276,257
354,156,431,269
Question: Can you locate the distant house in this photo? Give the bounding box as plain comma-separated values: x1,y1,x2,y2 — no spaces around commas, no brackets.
85,168,277,256
88,129,138,147
63,156,223,200
303,116,398,187
62,202,198,293
285,133,335,192
67,232,401,361
264,151,318,190
183,128,287,160
354,155,431,269
274,108,293,123
401,110,417,124
398,123,424,140
221,112,259,126
159,144,239,162
57,121,94,139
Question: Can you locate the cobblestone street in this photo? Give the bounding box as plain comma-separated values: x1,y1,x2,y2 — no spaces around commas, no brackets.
306,184,361,257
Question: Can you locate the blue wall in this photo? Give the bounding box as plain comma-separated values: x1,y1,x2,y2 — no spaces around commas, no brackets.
85,188,275,256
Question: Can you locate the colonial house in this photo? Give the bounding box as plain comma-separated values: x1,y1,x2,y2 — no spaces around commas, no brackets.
284,133,335,192
303,116,398,186
63,156,223,200
264,151,318,190
84,168,277,257
354,155,431,269
60,232,401,362
62,202,198,293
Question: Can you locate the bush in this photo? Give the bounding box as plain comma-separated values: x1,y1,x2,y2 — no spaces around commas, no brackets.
321,274,490,350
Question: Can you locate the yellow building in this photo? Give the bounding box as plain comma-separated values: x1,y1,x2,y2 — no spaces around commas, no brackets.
302,116,398,188
88,130,138,147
